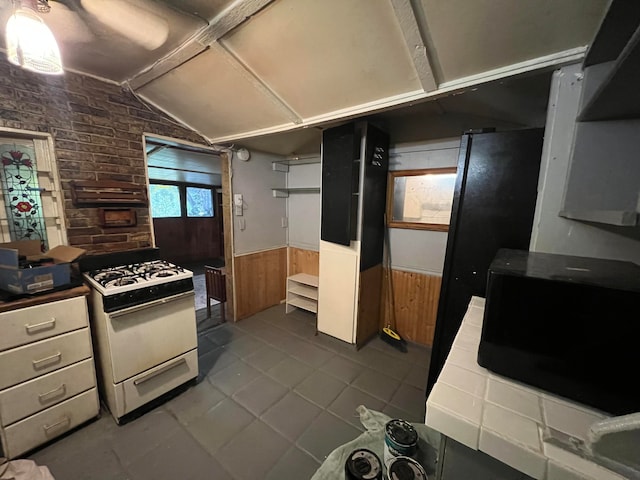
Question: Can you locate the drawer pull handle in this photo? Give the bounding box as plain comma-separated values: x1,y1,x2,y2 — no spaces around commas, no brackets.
25,318,56,334
38,383,66,403
133,358,186,386
32,352,62,369
43,416,71,435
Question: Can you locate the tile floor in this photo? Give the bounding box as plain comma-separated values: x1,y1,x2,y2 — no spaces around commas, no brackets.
28,305,431,480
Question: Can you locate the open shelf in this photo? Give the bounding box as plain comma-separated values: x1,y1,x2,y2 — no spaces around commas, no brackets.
559,209,638,227
272,187,320,198
286,273,319,314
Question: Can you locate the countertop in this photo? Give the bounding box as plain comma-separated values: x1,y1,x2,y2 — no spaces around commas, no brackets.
425,296,627,480
0,284,90,313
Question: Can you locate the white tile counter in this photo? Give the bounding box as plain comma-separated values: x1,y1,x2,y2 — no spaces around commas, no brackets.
425,297,627,480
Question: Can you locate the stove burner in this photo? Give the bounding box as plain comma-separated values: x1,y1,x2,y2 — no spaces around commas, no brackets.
104,277,140,288
87,260,186,289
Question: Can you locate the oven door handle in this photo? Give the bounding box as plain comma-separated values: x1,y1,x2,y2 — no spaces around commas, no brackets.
108,291,194,319
133,358,187,386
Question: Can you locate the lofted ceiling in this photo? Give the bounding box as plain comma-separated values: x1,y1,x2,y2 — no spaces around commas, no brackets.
0,0,609,153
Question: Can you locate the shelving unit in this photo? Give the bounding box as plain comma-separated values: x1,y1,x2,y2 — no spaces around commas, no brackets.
286,273,318,314
271,155,321,197
559,0,640,227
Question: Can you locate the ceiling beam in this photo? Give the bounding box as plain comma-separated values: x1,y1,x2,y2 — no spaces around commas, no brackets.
196,0,275,45
127,0,275,90
390,0,438,92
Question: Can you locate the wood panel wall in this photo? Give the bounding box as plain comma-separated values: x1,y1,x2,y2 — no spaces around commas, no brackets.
380,268,442,346
234,247,287,320
357,264,383,347
288,247,320,276
153,217,222,264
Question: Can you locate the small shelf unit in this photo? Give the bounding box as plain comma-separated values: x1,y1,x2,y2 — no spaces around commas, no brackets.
286,273,319,314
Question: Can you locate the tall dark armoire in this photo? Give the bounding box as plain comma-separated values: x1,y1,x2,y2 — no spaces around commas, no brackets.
426,128,544,394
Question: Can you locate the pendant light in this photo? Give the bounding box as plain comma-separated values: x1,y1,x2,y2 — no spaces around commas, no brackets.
5,0,63,75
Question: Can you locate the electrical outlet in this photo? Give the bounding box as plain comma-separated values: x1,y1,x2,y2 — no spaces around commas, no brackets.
239,218,246,231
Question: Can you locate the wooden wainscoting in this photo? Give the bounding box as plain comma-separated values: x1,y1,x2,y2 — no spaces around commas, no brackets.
234,247,287,320
288,247,319,276
357,264,383,347
381,268,442,346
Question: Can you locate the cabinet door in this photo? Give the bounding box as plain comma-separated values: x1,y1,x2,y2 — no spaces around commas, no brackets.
321,123,360,246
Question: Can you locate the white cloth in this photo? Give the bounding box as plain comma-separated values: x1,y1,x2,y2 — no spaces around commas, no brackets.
311,406,440,480
0,458,54,480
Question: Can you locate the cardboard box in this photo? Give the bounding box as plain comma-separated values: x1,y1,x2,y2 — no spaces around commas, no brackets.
0,240,86,294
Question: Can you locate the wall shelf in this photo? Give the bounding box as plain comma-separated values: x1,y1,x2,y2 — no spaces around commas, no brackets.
579,24,640,121
272,187,320,198
272,156,321,172
286,273,318,314
559,209,638,227
561,2,640,227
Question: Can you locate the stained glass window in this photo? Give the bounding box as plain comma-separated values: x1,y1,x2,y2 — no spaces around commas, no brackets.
149,184,181,218
186,187,214,217
0,141,49,250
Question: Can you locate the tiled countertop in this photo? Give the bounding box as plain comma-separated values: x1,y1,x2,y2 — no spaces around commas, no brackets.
425,297,626,480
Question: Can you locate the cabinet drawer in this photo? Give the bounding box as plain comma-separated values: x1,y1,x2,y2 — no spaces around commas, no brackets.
0,329,92,390
0,296,88,352
0,359,96,426
114,349,197,418
2,388,99,459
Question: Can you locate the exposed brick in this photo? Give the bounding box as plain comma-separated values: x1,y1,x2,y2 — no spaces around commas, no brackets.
71,122,115,137
51,129,92,143
67,226,102,236
96,172,133,182
69,103,109,117
129,232,150,242
92,234,128,244
1,56,207,252
67,235,92,245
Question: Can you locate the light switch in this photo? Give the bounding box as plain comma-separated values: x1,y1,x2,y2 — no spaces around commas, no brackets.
239,218,246,230
281,217,288,228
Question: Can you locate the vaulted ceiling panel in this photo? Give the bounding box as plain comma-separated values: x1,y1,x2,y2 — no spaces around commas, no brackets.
222,0,422,120
421,0,609,82
137,48,294,139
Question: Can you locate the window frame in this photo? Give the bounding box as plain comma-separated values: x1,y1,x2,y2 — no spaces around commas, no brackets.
148,180,216,219
0,128,67,248
386,167,457,232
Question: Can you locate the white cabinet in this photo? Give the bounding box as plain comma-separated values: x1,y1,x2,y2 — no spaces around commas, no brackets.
0,292,99,459
286,273,319,314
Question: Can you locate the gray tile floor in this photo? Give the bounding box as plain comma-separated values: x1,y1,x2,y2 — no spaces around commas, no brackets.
29,305,431,480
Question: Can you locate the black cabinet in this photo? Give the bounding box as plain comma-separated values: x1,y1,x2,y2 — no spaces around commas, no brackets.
321,123,360,246
426,128,544,394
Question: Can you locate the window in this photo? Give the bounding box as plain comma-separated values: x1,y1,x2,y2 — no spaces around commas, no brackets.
149,184,181,218
0,134,66,249
186,187,214,217
386,168,457,231
149,182,216,219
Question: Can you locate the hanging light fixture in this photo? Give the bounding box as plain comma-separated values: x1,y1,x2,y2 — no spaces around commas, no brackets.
5,0,63,75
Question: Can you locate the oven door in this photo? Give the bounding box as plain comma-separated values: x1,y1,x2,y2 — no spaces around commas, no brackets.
105,291,197,384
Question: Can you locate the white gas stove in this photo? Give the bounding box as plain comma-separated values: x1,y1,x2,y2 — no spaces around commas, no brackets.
80,250,198,422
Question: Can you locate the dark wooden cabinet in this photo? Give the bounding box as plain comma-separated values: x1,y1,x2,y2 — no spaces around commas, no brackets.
427,128,544,394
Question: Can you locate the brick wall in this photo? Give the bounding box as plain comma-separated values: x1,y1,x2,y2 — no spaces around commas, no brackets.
0,57,209,254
